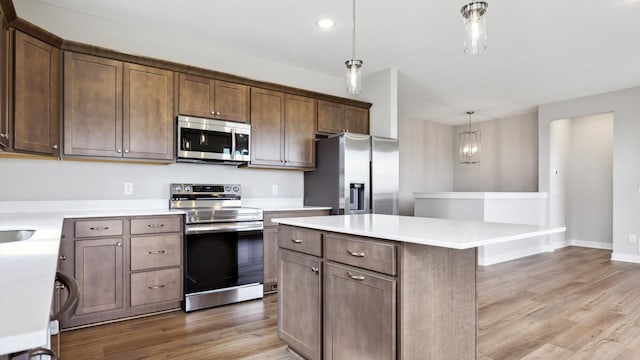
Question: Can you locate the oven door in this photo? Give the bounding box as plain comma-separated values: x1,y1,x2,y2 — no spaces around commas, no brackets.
177,116,250,162
183,221,263,311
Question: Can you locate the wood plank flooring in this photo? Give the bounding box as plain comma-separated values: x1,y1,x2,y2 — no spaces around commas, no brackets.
59,247,640,359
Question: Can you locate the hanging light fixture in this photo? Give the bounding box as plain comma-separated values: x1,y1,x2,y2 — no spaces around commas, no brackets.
460,111,481,164
345,0,363,94
461,1,488,54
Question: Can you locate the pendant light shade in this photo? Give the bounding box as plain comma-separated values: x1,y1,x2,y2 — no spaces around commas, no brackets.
461,1,488,54
346,0,363,94
460,111,481,164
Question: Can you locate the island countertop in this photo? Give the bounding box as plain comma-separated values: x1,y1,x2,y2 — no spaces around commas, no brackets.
273,214,565,250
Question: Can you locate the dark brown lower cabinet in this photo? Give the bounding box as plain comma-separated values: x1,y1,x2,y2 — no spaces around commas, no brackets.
74,237,125,315
278,249,322,360
324,263,396,360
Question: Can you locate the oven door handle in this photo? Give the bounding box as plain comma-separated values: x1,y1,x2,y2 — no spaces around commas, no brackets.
185,221,263,234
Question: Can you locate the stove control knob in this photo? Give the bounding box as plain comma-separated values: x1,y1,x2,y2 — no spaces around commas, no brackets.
232,186,240,193
173,185,182,193
224,186,232,192
184,185,192,192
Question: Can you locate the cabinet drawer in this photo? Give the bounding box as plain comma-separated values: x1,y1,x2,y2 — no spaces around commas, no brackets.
75,219,123,238
130,216,182,234
131,234,182,271
278,226,322,257
325,233,396,276
264,210,330,227
130,268,181,307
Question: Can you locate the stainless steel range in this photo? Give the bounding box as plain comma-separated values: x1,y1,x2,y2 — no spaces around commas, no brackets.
170,183,263,312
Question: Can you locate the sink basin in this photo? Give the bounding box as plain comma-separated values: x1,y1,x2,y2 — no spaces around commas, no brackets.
0,229,36,243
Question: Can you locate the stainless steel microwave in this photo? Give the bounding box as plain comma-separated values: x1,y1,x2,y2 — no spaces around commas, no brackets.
177,116,251,163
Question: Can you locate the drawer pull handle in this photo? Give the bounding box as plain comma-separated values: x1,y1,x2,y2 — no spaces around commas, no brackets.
347,250,365,257
291,239,303,244
89,226,109,230
116,242,122,247
147,224,165,228
148,284,165,290
148,250,166,255
311,267,319,274
347,273,365,281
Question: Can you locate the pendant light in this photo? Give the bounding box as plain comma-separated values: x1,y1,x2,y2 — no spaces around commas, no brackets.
345,0,363,94
460,111,481,164
461,1,488,54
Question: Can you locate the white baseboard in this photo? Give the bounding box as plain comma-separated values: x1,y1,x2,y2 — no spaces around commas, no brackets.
478,246,546,266
611,252,640,264
480,239,614,266
569,240,613,250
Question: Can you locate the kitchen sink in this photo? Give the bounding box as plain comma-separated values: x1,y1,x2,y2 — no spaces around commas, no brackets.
0,229,36,243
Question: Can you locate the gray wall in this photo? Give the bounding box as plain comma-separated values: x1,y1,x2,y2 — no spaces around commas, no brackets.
453,113,539,192
398,118,454,215
569,113,613,246
539,86,640,259
0,158,302,201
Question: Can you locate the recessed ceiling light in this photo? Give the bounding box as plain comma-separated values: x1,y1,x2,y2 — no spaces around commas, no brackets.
316,18,335,29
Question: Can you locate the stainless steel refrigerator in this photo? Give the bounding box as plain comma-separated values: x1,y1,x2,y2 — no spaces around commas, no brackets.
304,133,399,215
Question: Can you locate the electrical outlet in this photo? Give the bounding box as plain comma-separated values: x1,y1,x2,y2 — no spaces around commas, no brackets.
630,234,637,243
124,182,133,195
272,185,279,195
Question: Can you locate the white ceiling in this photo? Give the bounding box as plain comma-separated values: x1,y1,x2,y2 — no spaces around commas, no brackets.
13,0,640,125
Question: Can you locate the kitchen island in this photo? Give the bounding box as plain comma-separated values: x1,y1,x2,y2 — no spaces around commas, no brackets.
274,214,565,360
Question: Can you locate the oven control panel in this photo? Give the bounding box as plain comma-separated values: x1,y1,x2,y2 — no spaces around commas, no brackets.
171,183,241,197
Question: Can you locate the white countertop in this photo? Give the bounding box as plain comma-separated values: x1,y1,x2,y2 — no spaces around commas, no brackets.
274,214,565,250
414,192,548,200
0,207,184,355
0,198,330,355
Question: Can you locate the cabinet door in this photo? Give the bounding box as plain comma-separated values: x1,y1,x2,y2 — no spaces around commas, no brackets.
250,87,284,166
74,237,124,315
213,80,249,123
0,14,9,150
178,73,213,119
344,105,369,134
63,52,123,157
284,94,316,168
13,30,60,155
317,100,344,134
278,250,322,360
324,263,396,360
123,63,174,160
263,227,278,292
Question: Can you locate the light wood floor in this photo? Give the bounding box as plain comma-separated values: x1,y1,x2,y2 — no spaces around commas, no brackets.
59,247,640,359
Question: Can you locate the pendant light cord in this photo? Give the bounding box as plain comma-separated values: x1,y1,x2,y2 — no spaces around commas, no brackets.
352,0,356,59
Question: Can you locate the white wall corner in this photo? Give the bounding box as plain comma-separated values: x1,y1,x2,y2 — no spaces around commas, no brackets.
361,67,398,139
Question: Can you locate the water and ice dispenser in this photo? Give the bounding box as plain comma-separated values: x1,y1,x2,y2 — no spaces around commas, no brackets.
349,183,366,211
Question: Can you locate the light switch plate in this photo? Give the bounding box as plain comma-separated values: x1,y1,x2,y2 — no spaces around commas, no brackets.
272,185,279,195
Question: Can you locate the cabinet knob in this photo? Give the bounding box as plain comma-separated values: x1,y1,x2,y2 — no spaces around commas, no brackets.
116,242,122,247
59,254,66,261
117,149,122,153
347,272,365,281
311,267,319,274
124,149,130,154
52,144,58,149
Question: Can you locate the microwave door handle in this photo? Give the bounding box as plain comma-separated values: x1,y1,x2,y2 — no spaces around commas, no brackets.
231,128,236,160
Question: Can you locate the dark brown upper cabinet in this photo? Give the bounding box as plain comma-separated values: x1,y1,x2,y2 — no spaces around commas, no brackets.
178,73,249,123
63,52,174,161
250,88,316,170
317,100,369,135
0,11,9,150
12,30,60,156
